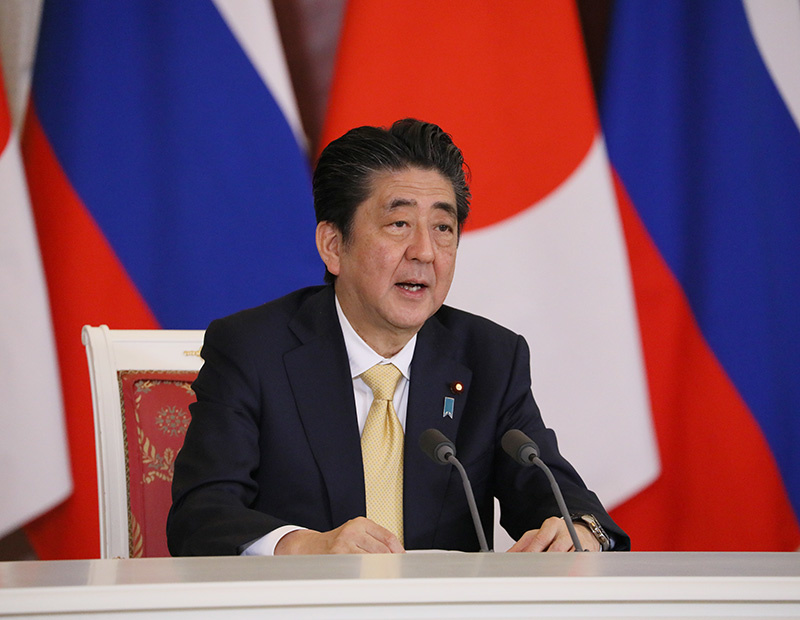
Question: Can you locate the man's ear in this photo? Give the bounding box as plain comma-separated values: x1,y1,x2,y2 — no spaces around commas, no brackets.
316,221,342,277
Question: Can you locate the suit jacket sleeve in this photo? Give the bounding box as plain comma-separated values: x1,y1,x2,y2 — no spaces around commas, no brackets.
167,316,288,556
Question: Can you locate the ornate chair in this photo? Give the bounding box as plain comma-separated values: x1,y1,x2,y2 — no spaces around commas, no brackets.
82,325,205,558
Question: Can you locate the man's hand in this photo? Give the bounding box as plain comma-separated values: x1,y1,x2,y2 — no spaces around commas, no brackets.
274,517,405,555
507,516,600,552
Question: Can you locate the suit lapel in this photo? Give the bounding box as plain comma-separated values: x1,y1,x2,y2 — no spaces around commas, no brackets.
403,314,472,550
284,287,366,527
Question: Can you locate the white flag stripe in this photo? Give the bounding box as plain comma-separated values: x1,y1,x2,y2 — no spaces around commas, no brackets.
0,127,71,538
212,0,308,149
743,0,800,131
448,134,659,508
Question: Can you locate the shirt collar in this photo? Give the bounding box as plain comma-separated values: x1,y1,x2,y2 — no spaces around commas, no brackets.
335,293,416,381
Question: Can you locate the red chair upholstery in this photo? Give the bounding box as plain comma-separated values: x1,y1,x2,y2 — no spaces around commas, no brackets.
119,370,197,558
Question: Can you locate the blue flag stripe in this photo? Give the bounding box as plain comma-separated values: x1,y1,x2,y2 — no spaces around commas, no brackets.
32,0,322,329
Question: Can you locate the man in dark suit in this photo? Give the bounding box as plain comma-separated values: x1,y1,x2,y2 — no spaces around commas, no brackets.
168,119,630,556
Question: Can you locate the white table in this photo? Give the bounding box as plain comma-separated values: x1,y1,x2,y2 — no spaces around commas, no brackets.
2,552,799,619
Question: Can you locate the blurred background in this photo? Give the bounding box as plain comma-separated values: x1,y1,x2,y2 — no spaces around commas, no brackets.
1,0,798,560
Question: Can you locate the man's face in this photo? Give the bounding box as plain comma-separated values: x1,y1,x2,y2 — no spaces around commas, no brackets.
318,167,459,355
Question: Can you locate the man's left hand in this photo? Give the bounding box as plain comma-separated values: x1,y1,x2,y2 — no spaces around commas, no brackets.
507,516,600,552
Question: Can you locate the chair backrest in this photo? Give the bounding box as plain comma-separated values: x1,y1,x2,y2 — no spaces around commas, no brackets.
82,325,205,559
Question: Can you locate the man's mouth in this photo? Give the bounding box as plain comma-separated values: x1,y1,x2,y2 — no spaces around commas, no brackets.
396,282,427,292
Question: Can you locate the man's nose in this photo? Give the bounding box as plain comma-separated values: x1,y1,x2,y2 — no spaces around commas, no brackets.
407,226,435,263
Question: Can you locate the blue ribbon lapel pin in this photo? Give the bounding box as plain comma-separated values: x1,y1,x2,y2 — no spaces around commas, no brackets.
443,397,455,419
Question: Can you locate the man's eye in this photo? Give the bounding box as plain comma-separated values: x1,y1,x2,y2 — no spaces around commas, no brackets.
436,224,453,232
391,221,408,228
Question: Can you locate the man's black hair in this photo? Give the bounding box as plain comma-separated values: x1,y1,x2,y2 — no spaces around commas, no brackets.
313,118,471,283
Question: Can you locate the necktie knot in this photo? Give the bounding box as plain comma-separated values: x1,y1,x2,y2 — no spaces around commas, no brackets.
361,363,402,402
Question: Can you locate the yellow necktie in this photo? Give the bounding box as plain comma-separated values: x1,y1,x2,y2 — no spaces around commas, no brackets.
360,363,404,543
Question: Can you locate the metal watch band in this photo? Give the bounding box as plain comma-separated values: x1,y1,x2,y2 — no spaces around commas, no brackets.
571,513,611,551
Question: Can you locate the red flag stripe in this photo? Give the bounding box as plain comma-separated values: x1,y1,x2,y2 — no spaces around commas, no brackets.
22,104,159,559
610,172,800,550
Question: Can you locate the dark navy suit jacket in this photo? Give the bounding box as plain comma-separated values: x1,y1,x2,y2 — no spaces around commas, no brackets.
167,285,630,555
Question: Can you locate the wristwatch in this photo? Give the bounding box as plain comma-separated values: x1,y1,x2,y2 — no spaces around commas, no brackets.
571,514,612,551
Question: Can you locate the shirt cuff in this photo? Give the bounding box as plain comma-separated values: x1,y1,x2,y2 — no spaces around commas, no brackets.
240,525,305,556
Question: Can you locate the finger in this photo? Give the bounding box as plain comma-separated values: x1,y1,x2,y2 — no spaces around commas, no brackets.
332,518,404,554
325,518,377,554
508,517,567,552
545,531,575,552
507,533,533,552
508,529,549,552
361,518,405,553
540,517,579,552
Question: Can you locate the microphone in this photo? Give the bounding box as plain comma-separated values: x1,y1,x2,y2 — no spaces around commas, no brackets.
419,429,489,552
501,429,585,552
419,427,455,464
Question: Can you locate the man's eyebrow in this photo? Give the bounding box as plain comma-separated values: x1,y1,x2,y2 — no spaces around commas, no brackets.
434,201,458,218
387,197,417,209
387,197,457,217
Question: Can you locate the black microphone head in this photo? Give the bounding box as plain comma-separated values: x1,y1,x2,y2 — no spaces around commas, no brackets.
419,428,456,465
501,429,539,465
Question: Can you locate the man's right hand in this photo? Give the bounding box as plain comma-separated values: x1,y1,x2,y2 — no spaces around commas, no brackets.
274,517,405,555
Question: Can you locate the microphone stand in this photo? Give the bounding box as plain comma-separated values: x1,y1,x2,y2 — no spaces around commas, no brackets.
446,454,489,553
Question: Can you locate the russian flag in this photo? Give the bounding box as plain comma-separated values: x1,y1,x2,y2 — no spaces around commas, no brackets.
321,0,657,551
601,0,800,549
22,0,321,559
